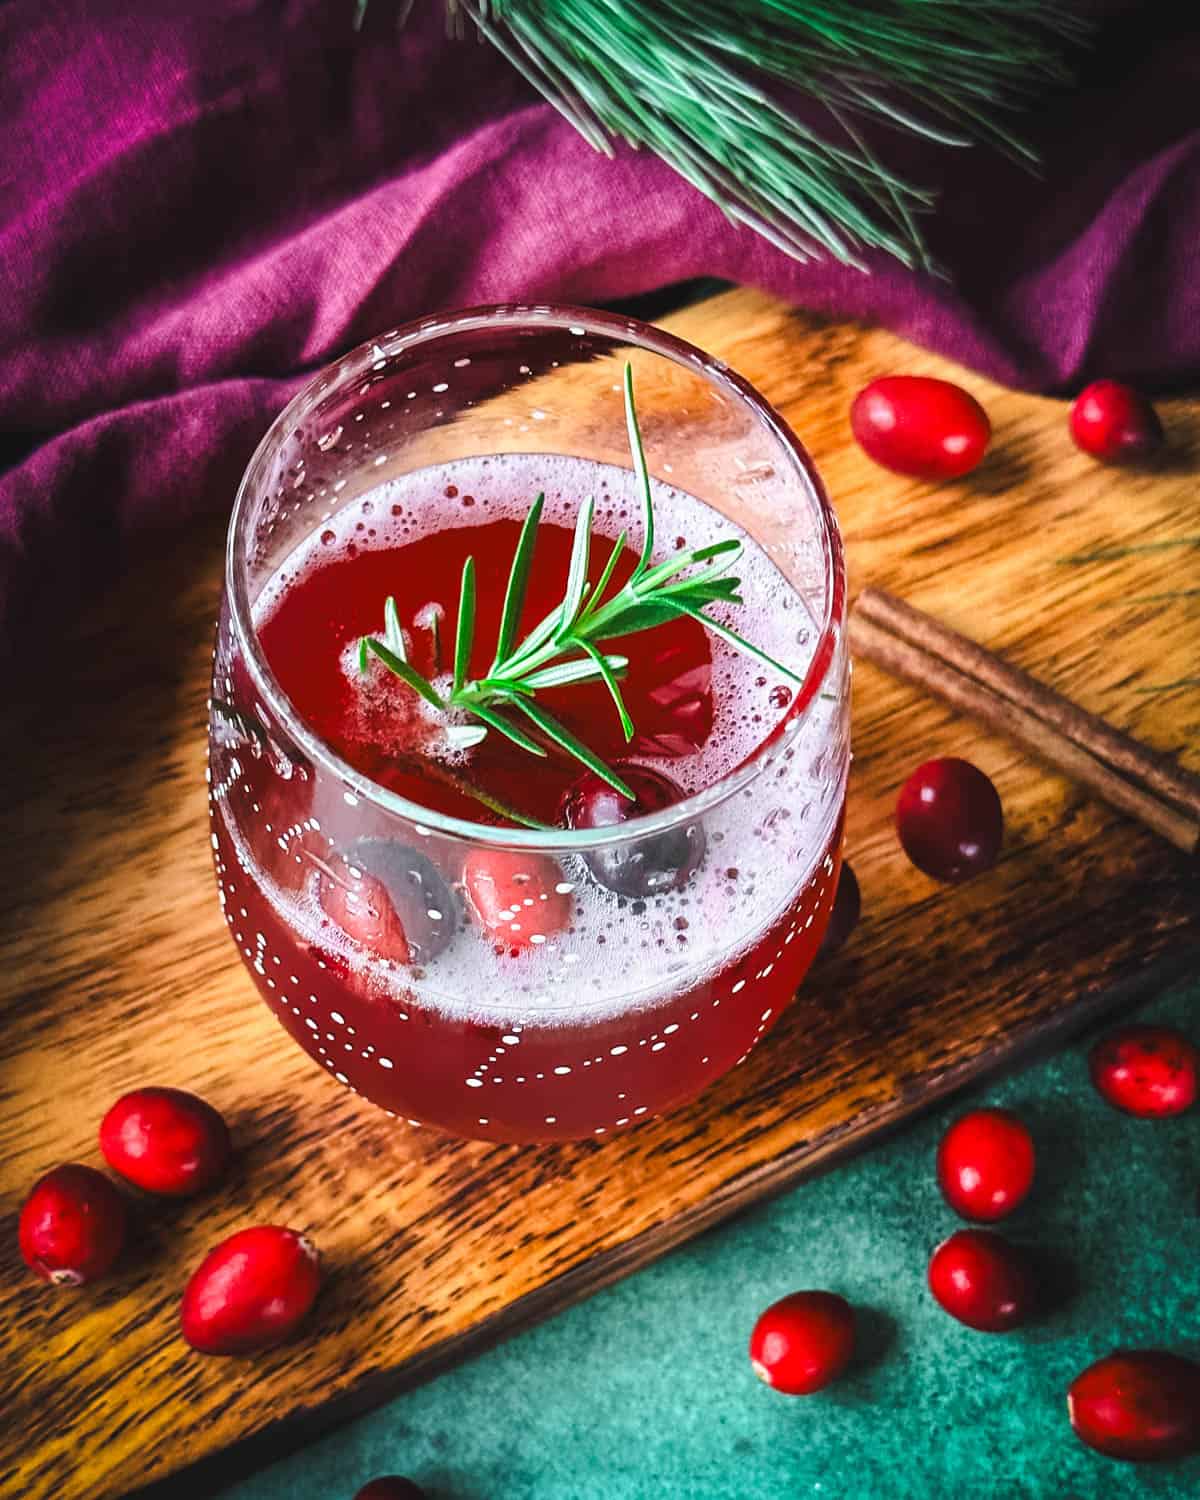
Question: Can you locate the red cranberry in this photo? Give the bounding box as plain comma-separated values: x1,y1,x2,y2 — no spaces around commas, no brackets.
560,764,704,898
1069,380,1164,465
354,1481,426,1500
850,376,990,481
19,1164,128,1286
819,860,860,956
463,848,572,952
927,1229,1034,1332
749,1291,855,1395
1068,1351,1200,1461
181,1225,320,1355
1089,1024,1198,1118
100,1087,231,1198
896,757,1003,883
937,1109,1035,1222
317,839,457,964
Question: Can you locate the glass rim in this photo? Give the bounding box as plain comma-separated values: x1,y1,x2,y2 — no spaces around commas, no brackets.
227,301,846,851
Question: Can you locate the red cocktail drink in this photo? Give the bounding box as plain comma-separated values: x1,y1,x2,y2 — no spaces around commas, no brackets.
209,310,847,1142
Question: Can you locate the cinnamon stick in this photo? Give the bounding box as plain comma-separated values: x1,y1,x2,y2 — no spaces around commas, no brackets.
857,587,1200,818
848,603,1200,857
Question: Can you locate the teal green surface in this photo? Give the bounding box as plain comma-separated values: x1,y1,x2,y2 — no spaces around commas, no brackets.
219,981,1200,1500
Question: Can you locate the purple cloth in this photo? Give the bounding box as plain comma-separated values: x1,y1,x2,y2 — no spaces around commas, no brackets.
2,1,1198,663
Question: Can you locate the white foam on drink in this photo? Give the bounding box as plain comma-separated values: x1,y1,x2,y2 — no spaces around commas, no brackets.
225,453,847,1026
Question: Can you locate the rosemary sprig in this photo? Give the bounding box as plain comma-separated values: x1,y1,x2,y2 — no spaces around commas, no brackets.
359,363,800,797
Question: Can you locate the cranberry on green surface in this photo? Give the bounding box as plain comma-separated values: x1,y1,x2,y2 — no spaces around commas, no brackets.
1089,1024,1198,1118
353,1480,427,1500
927,1229,1034,1332
1068,1351,1200,1461
749,1290,855,1394
937,1109,1035,1222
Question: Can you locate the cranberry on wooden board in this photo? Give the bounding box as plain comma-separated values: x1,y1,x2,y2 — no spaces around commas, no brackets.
560,763,705,898
818,860,860,956
850,376,990,481
463,848,573,952
1068,1351,1200,1461
749,1291,855,1394
100,1088,231,1198
927,1229,1034,1332
181,1226,320,1355
1069,381,1164,464
1089,1025,1198,1118
896,757,1003,883
19,1164,128,1286
353,1480,427,1500
937,1109,1035,1222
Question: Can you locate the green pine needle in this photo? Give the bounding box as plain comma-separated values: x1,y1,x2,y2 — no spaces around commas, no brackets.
452,0,1084,268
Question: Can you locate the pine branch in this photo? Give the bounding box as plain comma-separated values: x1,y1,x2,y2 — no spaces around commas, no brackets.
451,0,1084,269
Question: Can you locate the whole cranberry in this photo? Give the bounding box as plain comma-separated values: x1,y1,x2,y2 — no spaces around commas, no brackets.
354,1480,427,1500
937,1109,1035,1222
100,1087,231,1198
1069,381,1164,465
561,764,704,898
896,757,1003,883
19,1164,128,1286
1089,1025,1198,1118
927,1229,1034,1332
181,1226,320,1355
850,376,990,481
463,848,572,952
317,839,457,965
819,860,860,957
1068,1351,1200,1461
749,1290,855,1395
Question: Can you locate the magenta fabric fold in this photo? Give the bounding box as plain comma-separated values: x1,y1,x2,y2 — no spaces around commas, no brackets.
2,1,1198,664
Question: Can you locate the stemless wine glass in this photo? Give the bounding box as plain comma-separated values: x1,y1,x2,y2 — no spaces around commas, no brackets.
207,305,848,1143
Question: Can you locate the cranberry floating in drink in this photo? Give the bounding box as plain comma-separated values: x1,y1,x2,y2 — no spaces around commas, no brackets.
208,309,848,1141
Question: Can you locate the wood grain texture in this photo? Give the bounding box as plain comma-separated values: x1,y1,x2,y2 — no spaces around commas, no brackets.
1,288,1197,1500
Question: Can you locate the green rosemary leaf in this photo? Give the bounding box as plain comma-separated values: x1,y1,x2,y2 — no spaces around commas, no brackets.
468,701,548,758
574,637,635,743
578,527,628,626
500,603,563,674
508,695,635,799
364,638,446,709
493,491,544,668
357,636,369,674
624,364,654,580
558,495,595,639
521,653,628,691
475,676,536,697
383,596,406,658
675,601,802,684
588,595,690,638
453,555,476,696
634,537,742,594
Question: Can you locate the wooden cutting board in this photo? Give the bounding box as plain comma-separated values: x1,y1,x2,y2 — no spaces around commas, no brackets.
1,289,1197,1500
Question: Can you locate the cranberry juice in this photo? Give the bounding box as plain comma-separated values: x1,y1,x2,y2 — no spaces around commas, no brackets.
209,454,846,1141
